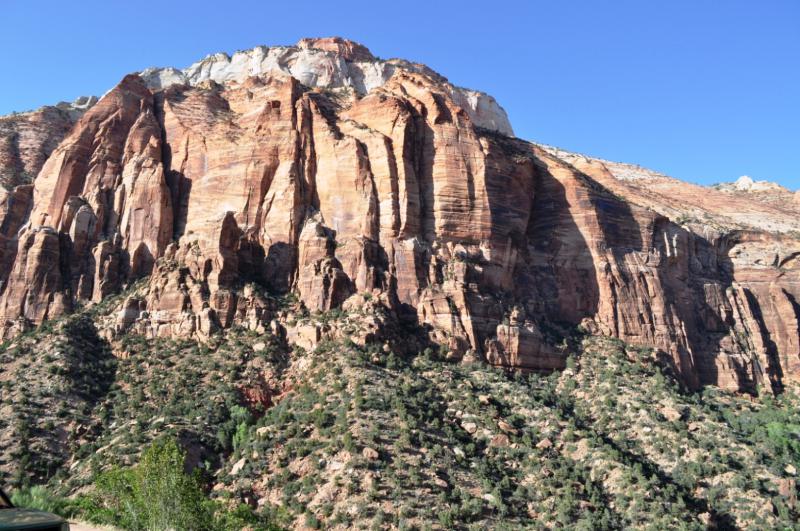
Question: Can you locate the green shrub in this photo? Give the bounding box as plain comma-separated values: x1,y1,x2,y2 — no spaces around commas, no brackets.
10,485,67,515
93,437,213,530
212,502,282,531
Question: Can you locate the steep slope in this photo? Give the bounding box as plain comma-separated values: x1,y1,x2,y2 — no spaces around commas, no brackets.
538,145,800,234
1,38,799,528
217,332,799,529
139,36,513,136
0,97,96,188
0,37,797,397
2,300,798,529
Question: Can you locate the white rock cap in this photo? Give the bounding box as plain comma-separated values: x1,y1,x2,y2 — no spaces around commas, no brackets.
138,38,514,136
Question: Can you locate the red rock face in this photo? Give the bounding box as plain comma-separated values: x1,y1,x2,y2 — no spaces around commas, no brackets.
0,99,95,334
0,98,95,188
296,37,375,62
0,38,797,393
0,109,70,187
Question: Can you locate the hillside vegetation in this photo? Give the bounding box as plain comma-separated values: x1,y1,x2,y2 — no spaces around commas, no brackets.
1,296,799,530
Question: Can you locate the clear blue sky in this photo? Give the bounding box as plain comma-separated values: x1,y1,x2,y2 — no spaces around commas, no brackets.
3,0,798,188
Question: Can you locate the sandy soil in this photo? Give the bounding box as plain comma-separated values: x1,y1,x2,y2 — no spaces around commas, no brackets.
69,521,118,531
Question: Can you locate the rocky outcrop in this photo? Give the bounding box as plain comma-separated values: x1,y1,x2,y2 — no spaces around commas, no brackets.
0,37,797,394
0,97,96,327
540,145,800,234
0,97,96,189
521,151,800,391
139,37,514,136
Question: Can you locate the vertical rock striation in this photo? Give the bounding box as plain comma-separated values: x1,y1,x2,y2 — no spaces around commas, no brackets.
0,37,797,393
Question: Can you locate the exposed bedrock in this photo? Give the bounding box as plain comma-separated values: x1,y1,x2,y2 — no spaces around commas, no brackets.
0,38,797,393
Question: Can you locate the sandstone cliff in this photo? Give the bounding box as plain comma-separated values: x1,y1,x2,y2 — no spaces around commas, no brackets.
0,97,96,188
0,37,797,393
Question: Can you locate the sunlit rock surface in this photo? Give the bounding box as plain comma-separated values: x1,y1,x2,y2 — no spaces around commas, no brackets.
0,37,798,393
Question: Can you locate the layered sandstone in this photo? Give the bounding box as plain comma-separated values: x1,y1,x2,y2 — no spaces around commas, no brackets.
138,36,513,136
539,145,800,234
0,97,96,188
0,37,797,393
0,97,96,327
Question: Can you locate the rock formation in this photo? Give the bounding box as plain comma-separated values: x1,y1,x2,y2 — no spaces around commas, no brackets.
0,97,96,188
0,37,797,393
